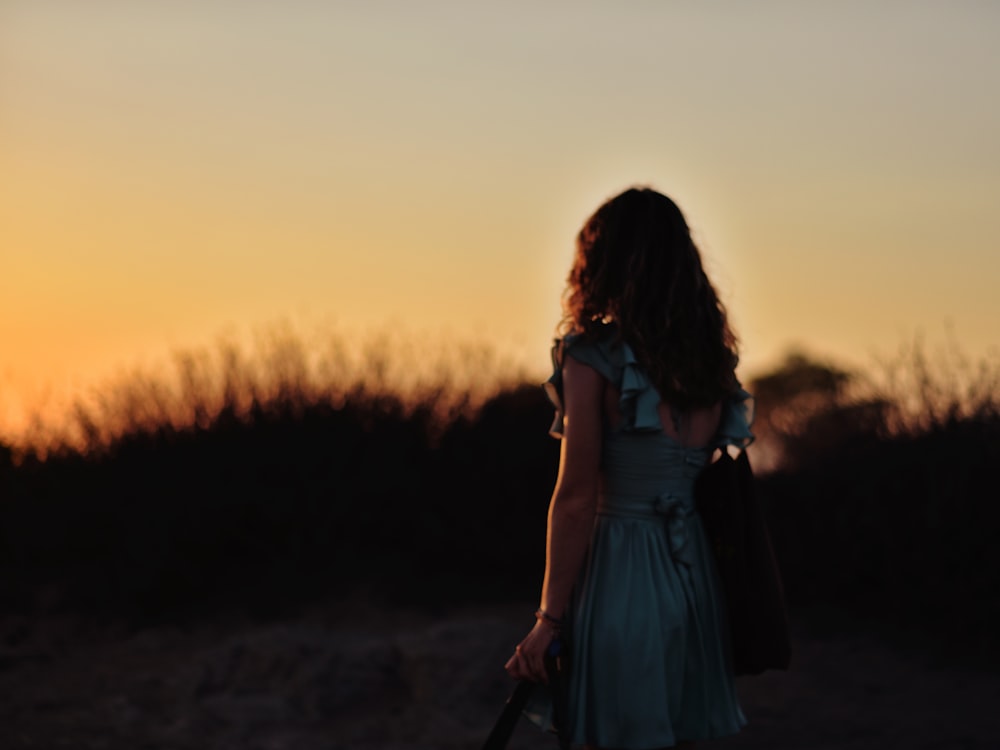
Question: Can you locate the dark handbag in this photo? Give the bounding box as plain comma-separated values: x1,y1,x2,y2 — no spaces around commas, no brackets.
482,636,571,750
695,449,791,675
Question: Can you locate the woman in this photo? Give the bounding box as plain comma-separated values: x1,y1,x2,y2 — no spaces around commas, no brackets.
505,187,753,749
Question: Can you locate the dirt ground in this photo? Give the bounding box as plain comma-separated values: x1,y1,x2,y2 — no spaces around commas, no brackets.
1,600,997,750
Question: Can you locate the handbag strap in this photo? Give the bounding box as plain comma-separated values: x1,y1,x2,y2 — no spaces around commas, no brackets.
481,681,535,750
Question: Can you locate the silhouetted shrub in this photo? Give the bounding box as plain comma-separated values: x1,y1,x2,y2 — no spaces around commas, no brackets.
739,343,1000,653
1,331,998,655
0,364,555,620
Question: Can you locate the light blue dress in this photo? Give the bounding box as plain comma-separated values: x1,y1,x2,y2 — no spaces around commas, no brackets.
527,324,753,749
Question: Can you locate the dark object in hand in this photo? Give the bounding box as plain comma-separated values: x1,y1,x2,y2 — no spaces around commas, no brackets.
483,637,571,750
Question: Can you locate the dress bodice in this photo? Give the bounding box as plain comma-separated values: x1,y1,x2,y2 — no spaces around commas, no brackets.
601,432,708,512
544,322,754,520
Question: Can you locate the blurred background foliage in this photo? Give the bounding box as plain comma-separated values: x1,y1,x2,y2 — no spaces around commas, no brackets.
0,326,997,659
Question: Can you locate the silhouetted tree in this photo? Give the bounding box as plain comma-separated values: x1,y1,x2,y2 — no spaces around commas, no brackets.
750,350,890,470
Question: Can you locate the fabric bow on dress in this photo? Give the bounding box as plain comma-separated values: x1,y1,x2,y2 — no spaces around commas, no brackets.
653,492,694,568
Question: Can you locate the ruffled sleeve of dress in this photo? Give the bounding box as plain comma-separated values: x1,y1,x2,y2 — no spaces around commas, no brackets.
713,385,756,449
543,332,607,438
543,323,663,438
542,339,568,438
544,323,756,445
614,337,668,433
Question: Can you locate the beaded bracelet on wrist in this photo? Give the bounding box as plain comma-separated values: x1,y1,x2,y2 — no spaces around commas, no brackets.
534,608,564,631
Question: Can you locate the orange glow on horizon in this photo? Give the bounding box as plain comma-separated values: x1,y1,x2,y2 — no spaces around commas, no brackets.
3,3,999,444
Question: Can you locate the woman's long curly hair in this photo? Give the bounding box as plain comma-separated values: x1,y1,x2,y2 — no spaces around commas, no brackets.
560,187,740,409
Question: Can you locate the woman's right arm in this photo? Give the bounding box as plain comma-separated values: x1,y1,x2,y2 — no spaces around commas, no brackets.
538,355,604,620
505,355,603,683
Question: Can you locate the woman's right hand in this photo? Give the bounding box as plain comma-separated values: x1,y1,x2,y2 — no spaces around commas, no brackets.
504,618,557,684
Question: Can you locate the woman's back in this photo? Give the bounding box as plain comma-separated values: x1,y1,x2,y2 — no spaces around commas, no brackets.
604,384,722,447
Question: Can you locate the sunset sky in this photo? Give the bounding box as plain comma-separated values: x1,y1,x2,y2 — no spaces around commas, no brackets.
3,1,999,437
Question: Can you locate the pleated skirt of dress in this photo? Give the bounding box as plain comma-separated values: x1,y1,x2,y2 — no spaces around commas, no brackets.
525,511,746,749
